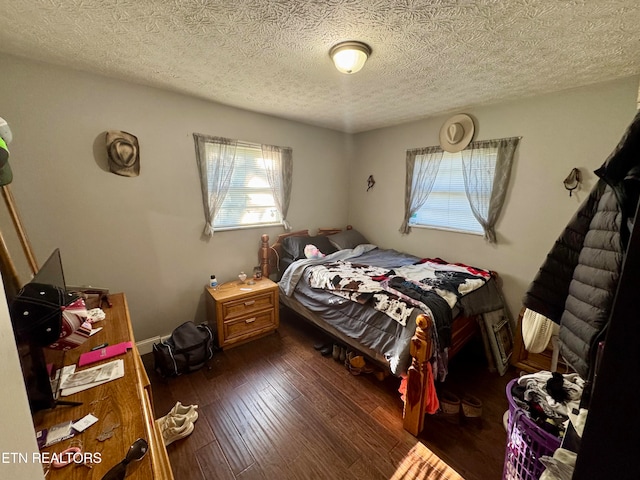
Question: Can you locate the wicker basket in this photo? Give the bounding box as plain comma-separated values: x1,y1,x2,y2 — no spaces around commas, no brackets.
502,379,561,480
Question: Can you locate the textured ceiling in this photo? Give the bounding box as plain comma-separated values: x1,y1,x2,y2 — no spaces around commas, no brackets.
1,0,639,133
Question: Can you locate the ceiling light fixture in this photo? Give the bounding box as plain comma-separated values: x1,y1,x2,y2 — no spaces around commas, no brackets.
329,41,371,74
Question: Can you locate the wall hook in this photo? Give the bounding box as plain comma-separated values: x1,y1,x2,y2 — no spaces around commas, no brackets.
563,168,581,197
367,175,375,191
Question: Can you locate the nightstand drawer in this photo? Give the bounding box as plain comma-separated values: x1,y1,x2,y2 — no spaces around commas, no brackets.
221,291,275,320
224,310,276,341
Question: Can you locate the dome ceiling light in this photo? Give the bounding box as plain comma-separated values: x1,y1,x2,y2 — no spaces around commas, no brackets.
329,41,371,74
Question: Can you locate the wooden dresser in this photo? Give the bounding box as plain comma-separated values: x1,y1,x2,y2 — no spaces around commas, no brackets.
206,278,279,349
36,293,173,479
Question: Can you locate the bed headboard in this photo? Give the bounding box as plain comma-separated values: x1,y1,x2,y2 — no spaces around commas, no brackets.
259,226,352,279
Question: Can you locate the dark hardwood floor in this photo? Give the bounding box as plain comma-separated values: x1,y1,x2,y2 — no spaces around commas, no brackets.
143,309,518,479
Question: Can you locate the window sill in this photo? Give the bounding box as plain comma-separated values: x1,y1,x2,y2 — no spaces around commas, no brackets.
408,224,483,236
213,222,282,233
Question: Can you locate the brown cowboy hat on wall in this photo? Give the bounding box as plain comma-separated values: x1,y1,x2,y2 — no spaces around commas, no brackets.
105,130,140,177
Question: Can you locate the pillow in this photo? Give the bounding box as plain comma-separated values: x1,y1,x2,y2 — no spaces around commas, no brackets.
304,244,326,259
327,229,369,250
282,235,337,261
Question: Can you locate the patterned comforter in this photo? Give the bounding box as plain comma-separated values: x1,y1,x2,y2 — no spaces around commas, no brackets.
278,244,501,376
306,258,491,349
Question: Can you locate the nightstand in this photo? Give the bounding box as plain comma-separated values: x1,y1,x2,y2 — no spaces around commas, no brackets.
206,277,279,349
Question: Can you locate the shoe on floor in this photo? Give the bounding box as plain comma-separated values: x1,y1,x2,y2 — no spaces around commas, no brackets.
157,407,199,427
461,394,483,427
339,346,347,363
169,401,199,420
347,354,366,375
332,344,340,360
157,402,199,430
438,390,461,424
161,415,194,446
461,394,483,418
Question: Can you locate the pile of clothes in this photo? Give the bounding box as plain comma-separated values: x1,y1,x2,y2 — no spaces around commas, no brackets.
510,371,584,438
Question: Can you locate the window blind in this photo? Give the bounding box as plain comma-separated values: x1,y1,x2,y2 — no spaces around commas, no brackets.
410,151,488,234
214,143,281,229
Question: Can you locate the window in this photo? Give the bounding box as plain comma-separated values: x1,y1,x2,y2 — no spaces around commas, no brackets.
409,150,492,235
214,143,281,229
400,137,520,243
193,134,292,235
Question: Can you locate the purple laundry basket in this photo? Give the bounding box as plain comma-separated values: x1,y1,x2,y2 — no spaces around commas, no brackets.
502,378,562,480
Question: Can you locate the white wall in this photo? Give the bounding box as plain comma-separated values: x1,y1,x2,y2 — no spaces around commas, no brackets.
0,274,45,479
350,76,639,321
0,53,351,341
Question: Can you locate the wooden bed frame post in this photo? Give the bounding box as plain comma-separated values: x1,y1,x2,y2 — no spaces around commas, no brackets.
260,234,270,279
403,314,433,436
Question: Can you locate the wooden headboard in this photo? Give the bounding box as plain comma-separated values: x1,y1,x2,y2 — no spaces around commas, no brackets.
259,226,352,278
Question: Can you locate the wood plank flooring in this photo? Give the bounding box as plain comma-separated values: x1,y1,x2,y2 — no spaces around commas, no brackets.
143,308,518,479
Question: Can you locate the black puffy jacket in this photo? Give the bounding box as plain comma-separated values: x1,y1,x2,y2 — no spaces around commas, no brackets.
523,111,640,380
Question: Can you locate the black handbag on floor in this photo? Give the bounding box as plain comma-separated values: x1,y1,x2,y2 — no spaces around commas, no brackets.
153,321,215,377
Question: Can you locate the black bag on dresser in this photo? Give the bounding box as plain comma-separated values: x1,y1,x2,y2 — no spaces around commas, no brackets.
153,321,215,377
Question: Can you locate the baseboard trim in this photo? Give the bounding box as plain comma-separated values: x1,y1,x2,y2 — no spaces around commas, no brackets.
136,335,170,355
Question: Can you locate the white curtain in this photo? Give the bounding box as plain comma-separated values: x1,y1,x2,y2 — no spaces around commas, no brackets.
460,137,520,243
261,144,293,231
399,146,444,234
193,134,237,236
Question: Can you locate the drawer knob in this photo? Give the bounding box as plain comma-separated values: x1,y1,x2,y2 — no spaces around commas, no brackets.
245,317,256,324
244,300,256,306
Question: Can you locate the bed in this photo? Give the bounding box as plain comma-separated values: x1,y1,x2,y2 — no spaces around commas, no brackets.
259,226,506,435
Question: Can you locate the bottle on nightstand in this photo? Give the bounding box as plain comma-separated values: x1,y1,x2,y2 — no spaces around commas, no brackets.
209,275,218,289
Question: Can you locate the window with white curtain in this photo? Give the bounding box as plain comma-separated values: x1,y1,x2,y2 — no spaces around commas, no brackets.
401,137,519,243
410,149,494,235
213,142,282,229
194,133,293,236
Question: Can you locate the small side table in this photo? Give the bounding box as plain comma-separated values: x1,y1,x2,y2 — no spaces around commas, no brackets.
206,277,279,349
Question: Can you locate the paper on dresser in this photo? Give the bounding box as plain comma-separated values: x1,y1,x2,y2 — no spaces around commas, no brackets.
60,359,124,396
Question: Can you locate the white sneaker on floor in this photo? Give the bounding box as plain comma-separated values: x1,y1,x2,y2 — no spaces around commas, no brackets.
161,415,194,446
169,401,198,420
156,402,199,430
